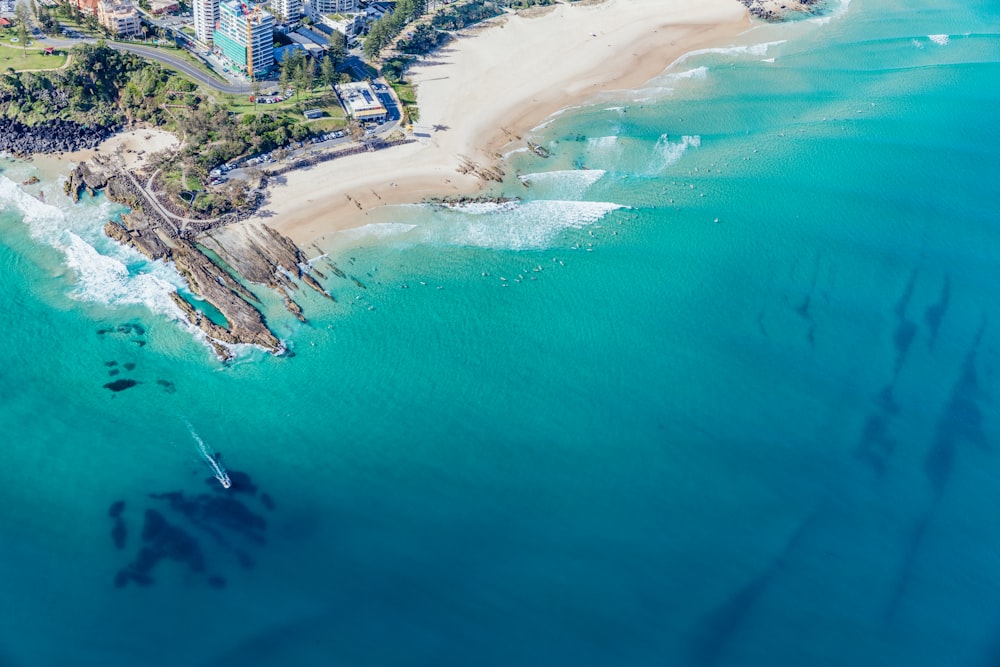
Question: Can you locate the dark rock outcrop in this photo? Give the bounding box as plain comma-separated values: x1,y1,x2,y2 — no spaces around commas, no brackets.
0,117,116,157
739,0,824,21
64,162,113,201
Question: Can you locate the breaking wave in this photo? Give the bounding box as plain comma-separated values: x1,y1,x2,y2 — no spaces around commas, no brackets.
518,169,606,198
672,40,788,67
0,173,183,317
426,199,626,250
648,135,702,176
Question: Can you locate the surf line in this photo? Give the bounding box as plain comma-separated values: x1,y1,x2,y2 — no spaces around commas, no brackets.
186,421,232,489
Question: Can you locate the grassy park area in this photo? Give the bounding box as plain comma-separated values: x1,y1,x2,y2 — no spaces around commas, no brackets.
0,35,68,71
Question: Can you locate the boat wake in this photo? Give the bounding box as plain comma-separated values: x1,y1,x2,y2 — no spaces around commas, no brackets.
186,421,231,489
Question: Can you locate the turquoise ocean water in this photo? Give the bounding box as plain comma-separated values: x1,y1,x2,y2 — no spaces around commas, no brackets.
2,0,999,663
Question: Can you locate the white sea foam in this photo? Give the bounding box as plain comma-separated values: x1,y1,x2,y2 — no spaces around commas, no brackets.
632,66,712,102
669,66,710,81
648,135,701,175
587,136,618,150
62,233,180,315
334,222,419,245
0,174,184,317
761,57,776,63
431,199,625,250
443,201,521,215
809,0,852,24
673,40,787,68
928,34,950,46
518,169,606,198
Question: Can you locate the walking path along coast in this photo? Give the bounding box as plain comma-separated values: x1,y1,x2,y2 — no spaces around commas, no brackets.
254,0,751,247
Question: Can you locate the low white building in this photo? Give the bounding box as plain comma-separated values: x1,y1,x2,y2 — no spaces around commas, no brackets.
335,81,387,124
317,10,362,36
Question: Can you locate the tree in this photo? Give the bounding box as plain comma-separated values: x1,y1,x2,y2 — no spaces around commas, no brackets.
278,61,290,97
14,2,31,56
319,53,335,87
302,55,314,94
293,56,313,103
327,30,346,68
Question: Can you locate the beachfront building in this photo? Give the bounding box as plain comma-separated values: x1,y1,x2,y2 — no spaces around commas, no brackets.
193,0,219,45
149,0,180,15
309,0,356,24
335,81,387,125
268,0,300,23
317,10,362,36
96,0,142,37
70,0,100,14
213,0,275,77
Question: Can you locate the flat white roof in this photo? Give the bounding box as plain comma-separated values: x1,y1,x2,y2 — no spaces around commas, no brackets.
336,81,387,119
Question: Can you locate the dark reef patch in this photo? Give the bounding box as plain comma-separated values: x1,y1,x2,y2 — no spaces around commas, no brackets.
104,379,138,392
108,500,125,518
110,460,273,590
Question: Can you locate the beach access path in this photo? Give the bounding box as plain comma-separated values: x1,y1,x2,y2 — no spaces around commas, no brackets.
253,0,751,248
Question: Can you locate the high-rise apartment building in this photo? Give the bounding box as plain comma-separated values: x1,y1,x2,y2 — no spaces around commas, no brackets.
193,0,219,45
213,0,275,77
268,0,300,24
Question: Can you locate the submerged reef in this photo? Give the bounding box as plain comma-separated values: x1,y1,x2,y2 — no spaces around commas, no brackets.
110,460,274,590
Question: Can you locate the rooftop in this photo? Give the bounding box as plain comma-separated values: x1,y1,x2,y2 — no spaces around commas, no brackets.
336,81,387,120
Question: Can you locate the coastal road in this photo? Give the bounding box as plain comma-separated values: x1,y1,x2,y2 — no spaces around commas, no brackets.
43,35,252,95
109,43,251,95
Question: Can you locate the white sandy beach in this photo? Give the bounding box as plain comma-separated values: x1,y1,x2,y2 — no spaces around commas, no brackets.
254,0,750,247
28,128,181,177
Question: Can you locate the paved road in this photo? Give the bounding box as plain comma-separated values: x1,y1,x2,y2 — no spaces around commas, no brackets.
111,43,251,94
43,35,251,94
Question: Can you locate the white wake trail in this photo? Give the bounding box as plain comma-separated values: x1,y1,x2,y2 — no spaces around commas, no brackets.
186,421,231,489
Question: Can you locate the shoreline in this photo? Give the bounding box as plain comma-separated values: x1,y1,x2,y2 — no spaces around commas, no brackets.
252,0,751,249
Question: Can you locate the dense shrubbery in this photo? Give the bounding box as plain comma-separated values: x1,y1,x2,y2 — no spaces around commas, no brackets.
396,23,448,55
363,0,427,59
0,42,167,126
430,1,503,31
502,0,554,7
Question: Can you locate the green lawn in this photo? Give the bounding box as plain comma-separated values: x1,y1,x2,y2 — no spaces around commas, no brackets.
224,89,345,119
0,41,69,71
389,79,418,122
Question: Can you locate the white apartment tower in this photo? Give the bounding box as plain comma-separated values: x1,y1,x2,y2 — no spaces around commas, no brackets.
268,0,301,23
193,0,220,45
310,0,355,20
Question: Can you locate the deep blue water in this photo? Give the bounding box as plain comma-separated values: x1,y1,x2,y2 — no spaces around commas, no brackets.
1,0,1000,664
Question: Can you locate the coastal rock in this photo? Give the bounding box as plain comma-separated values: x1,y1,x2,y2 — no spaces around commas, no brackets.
65,162,113,202
0,117,116,157
739,0,822,21
79,149,328,359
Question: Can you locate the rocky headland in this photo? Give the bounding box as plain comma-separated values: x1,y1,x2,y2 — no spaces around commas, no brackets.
67,155,334,361
739,0,824,21
0,117,117,157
